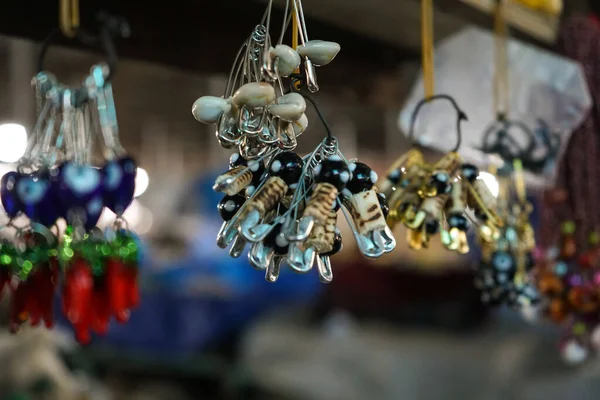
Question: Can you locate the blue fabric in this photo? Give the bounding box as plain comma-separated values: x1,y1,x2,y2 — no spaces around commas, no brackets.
57,171,322,353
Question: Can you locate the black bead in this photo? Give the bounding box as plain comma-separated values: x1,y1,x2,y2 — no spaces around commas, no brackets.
525,252,535,271
268,151,304,185
425,219,440,235
314,156,351,191
229,152,246,169
263,224,289,255
474,209,488,222
447,213,470,231
346,162,376,194
461,163,479,183
230,152,265,185
217,194,245,221
429,172,452,195
322,232,342,257
377,193,389,219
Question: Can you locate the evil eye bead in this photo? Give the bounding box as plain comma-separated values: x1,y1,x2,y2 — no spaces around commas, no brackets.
313,155,350,191
268,151,304,185
346,162,377,194
429,171,452,195
103,156,137,215
58,162,103,202
217,194,245,221
1,171,21,218
447,212,470,231
461,163,479,183
377,192,389,219
15,171,60,226
491,251,516,281
321,231,342,257
263,224,290,256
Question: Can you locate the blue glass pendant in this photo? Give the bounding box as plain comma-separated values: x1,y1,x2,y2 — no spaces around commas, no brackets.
103,156,137,215
1,171,21,218
56,162,104,229
16,170,61,227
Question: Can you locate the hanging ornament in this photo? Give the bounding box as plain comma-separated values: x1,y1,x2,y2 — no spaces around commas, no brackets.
378,0,501,254
473,160,539,307
532,222,600,365
480,0,560,176
192,1,393,282
0,14,140,344
379,96,501,254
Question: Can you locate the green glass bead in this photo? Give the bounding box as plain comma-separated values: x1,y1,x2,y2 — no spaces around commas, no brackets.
561,221,576,235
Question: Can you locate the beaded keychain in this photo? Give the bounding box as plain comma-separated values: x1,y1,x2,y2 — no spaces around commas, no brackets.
0,14,140,343
192,0,394,282
378,0,501,254
533,223,600,365
473,160,539,307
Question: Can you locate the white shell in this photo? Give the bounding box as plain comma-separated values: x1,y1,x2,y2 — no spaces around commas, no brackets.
291,113,308,136
297,40,341,67
192,96,231,124
269,45,301,77
267,93,306,121
232,82,276,108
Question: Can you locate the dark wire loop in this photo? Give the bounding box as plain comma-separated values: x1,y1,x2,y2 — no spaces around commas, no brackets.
480,114,561,173
38,13,130,84
290,74,334,143
408,94,468,153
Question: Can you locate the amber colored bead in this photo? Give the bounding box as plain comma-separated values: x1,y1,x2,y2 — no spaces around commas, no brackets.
538,273,564,296
549,299,568,323
568,287,599,314
561,238,577,258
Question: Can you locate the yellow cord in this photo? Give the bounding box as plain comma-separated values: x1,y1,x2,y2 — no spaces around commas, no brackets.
292,8,299,50
291,6,301,81
421,0,435,99
59,0,80,38
493,0,509,116
513,158,526,204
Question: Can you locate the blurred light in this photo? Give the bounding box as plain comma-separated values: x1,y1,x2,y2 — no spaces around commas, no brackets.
0,124,27,163
134,167,149,197
478,172,499,198
98,200,153,235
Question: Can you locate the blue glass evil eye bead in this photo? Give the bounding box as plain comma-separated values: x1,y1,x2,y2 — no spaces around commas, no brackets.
1,171,21,218
346,162,377,194
313,155,350,191
268,151,304,186
57,162,104,230
103,157,137,215
15,170,60,227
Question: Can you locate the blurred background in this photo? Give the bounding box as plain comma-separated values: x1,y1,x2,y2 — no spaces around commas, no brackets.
0,0,598,399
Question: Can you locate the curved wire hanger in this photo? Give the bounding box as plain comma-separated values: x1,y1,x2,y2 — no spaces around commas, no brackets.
38,11,130,85
479,1,560,173
406,0,468,154
408,94,468,153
